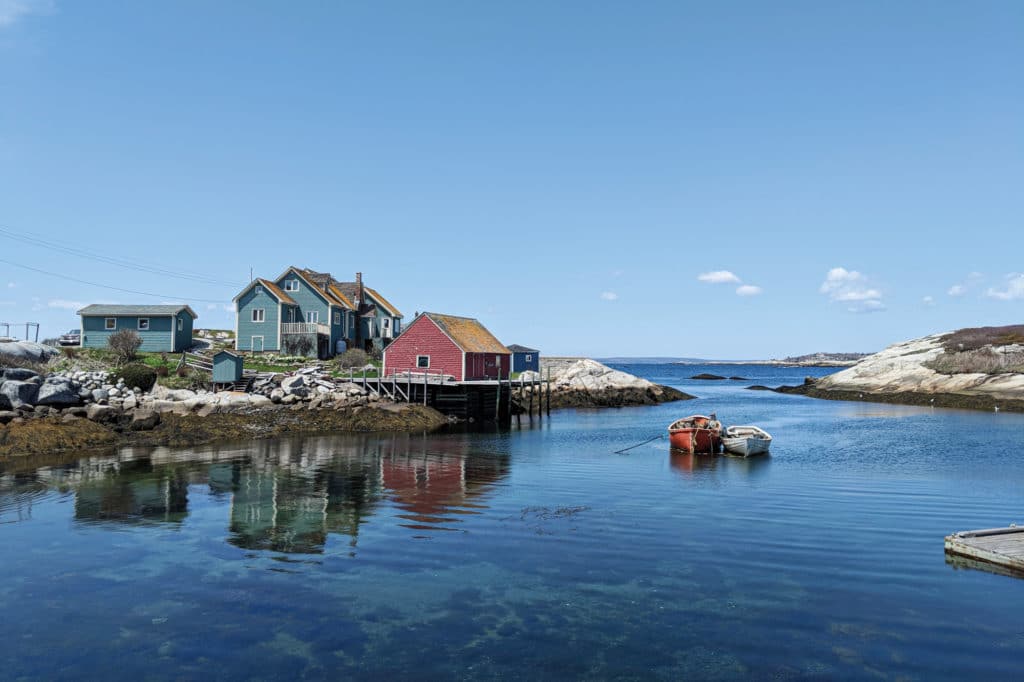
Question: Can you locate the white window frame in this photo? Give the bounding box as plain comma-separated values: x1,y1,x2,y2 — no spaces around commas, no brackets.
255,285,262,295
104,318,116,330
252,308,265,323
177,317,184,331
251,335,264,352
306,311,319,324
137,318,150,331
284,279,299,292
382,318,390,329
417,355,430,368
525,354,532,362
334,311,340,325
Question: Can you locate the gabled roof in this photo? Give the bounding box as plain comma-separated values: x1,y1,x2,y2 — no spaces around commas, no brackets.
232,278,297,305
364,286,402,318
276,267,351,309
421,313,510,354
507,344,539,354
304,270,401,317
78,304,198,319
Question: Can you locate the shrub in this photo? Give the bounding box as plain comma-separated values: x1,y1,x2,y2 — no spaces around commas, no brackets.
61,346,78,359
115,363,157,391
108,329,143,365
155,364,169,377
337,348,370,368
176,365,190,378
0,351,46,374
941,325,1024,353
282,335,315,357
926,347,1024,375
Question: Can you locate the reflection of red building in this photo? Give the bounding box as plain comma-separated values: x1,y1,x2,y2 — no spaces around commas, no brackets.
379,434,510,529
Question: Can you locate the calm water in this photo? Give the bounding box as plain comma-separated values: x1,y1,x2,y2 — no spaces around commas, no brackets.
1,364,1023,680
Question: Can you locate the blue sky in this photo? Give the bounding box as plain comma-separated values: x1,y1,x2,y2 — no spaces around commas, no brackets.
1,1,1021,358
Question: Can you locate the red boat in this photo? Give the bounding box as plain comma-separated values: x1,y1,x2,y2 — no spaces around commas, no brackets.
667,414,723,454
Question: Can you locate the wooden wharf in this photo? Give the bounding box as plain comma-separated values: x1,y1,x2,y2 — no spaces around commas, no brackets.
944,526,1024,577
344,369,552,424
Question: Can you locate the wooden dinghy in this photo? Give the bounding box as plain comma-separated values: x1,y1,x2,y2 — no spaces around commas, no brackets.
721,425,772,457
667,415,722,454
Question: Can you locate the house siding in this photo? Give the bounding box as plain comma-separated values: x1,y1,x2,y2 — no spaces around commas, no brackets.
383,316,465,381
512,352,539,373
465,352,511,380
81,315,175,352
174,311,195,351
236,286,281,352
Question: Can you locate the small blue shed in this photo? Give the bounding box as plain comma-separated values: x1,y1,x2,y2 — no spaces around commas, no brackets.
78,304,197,352
212,350,244,384
507,344,540,374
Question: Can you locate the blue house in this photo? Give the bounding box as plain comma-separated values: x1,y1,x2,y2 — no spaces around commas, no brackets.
507,344,540,373
233,267,402,358
77,304,197,352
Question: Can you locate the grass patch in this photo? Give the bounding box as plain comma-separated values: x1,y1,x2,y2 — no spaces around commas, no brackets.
940,325,1024,353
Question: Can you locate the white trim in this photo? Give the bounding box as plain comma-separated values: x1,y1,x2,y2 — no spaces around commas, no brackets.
305,310,319,324
251,335,264,352
137,318,150,331
105,317,116,330
416,355,430,369
277,304,283,351
234,300,240,351
283,278,300,292
233,279,286,303
171,314,176,352
252,308,265,323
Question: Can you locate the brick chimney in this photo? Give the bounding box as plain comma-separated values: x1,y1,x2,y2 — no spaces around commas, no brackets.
356,272,364,308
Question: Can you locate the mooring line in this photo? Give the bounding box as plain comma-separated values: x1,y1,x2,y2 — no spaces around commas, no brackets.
614,434,664,455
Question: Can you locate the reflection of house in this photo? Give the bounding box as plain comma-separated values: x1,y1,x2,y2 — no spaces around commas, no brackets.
233,267,402,358
383,312,511,381
73,464,189,524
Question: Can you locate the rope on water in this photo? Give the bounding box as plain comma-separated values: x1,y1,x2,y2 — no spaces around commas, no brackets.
614,434,664,455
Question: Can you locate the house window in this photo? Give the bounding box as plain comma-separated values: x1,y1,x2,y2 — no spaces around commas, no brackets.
382,318,390,329
177,318,184,331
255,285,262,295
417,355,430,368
138,318,150,331
525,354,532,362
284,279,299,292
104,318,116,330
334,312,340,325
252,309,265,323
306,311,319,324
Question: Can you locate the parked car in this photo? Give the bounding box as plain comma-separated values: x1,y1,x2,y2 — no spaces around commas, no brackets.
58,329,81,346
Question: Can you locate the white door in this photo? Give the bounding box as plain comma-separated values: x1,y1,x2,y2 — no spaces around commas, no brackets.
251,336,264,352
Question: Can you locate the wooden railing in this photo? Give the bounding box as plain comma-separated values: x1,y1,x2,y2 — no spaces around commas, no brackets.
281,322,330,336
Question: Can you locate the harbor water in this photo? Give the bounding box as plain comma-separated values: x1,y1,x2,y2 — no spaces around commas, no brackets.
1,364,1022,679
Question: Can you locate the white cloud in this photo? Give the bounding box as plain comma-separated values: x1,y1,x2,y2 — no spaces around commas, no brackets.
0,0,54,28
48,299,84,310
698,270,741,284
222,304,234,313
735,285,762,296
986,274,1024,301
6,282,15,288
820,267,884,313
923,296,935,306
599,291,619,301
207,303,219,310
947,284,966,297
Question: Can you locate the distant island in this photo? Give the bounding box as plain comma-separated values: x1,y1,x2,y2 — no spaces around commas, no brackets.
773,352,871,367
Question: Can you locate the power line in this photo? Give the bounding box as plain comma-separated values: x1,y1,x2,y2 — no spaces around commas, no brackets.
0,225,246,287
0,257,232,304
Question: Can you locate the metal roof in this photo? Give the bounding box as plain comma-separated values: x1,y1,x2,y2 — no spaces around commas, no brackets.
507,344,539,353
78,304,198,318
423,313,510,354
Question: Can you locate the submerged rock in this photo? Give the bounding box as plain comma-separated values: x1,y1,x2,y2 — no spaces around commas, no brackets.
691,373,727,380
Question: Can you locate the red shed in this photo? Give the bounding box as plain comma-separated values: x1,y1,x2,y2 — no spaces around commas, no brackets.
383,312,511,381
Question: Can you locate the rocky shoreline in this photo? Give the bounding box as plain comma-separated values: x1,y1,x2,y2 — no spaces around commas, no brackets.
768,328,1024,413
1,353,690,459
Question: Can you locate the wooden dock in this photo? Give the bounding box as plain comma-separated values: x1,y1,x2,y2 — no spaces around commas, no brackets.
944,527,1024,577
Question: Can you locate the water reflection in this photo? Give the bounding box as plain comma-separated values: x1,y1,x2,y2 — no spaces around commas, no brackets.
669,450,771,480
0,432,510,554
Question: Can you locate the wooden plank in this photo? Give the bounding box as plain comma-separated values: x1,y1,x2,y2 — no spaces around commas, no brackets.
944,527,1024,577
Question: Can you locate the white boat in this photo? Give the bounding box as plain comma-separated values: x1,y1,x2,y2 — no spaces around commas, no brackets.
721,425,772,457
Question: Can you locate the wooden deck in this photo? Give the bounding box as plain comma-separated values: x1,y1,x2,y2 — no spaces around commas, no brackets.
944,527,1024,577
